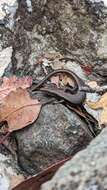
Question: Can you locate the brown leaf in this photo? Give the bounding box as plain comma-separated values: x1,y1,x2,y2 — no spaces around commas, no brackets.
60,74,74,87
0,76,32,102
86,92,107,126
50,76,60,87
0,88,41,132
44,52,63,61
10,174,25,189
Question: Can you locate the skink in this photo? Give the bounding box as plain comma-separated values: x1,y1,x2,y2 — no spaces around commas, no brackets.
32,69,86,105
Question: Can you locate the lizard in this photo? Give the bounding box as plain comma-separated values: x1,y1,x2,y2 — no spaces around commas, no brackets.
31,69,86,105
31,69,96,137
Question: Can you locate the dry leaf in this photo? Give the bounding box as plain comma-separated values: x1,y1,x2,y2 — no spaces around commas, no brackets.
44,52,63,61
0,76,32,102
86,81,98,88
50,74,74,88
86,92,107,125
81,65,92,75
50,76,60,87
36,57,44,64
10,174,25,189
60,75,74,87
0,88,41,132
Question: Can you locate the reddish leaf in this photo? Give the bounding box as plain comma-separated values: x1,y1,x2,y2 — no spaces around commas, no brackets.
0,88,41,132
81,65,93,75
12,157,71,190
0,76,32,102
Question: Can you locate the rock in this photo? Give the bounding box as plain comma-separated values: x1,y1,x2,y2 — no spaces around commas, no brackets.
15,103,93,175
26,0,32,13
0,153,24,190
0,0,18,30
89,0,107,7
0,0,106,78
64,61,87,81
94,63,107,77
41,127,107,190
11,0,101,76
0,47,13,77
97,31,107,59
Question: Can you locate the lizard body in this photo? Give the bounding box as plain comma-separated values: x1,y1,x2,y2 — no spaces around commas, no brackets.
32,69,86,105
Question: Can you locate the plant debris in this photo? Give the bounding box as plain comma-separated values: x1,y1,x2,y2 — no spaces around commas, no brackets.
87,92,107,126
0,76,32,102
0,88,41,132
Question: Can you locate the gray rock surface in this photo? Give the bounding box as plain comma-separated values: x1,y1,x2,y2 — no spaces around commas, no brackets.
15,103,93,175
0,153,24,190
0,0,18,30
41,127,107,190
97,31,107,59
11,0,102,76
0,47,12,77
0,0,106,80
